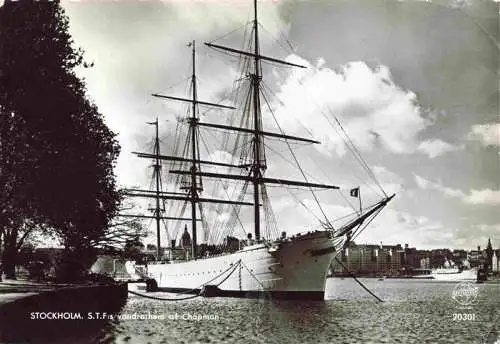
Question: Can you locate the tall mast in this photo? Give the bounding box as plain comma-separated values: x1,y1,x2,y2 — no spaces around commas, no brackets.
253,0,260,78
252,0,263,241
189,40,200,259
136,11,340,249
139,43,243,257
203,0,343,242
153,118,162,260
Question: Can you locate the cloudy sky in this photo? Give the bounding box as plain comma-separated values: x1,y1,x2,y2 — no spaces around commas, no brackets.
62,0,499,250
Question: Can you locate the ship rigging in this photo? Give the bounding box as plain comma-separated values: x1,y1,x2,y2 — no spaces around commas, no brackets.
122,0,394,300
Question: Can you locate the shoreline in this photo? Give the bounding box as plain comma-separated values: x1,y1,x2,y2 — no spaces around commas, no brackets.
0,279,127,342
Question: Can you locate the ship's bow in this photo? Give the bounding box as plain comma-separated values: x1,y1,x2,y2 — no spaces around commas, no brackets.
265,231,345,300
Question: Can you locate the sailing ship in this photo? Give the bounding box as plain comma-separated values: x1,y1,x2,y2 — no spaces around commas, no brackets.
124,0,394,300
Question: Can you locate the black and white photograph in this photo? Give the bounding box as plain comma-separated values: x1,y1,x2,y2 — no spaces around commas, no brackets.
0,0,498,343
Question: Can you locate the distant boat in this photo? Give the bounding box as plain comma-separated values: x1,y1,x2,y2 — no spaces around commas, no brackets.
426,258,477,281
411,275,435,280
431,267,477,281
409,268,434,279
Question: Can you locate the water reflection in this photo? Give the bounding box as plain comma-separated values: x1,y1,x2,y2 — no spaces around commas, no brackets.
112,280,499,344
4,279,497,343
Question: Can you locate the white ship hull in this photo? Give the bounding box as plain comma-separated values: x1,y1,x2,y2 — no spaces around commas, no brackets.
431,268,477,281
126,231,346,300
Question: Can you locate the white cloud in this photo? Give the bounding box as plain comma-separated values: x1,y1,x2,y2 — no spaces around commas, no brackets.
463,189,500,205
414,174,464,196
414,174,500,205
441,186,466,198
414,175,430,189
276,196,453,249
372,165,403,184
356,207,498,250
367,166,404,195
468,123,500,147
355,208,454,249
417,139,461,158
270,58,430,157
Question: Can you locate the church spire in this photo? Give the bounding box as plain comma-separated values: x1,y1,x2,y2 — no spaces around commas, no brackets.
486,238,493,271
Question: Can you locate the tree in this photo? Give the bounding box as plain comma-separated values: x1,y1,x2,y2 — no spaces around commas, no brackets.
0,0,120,280
123,236,146,260
0,98,41,278
90,197,149,249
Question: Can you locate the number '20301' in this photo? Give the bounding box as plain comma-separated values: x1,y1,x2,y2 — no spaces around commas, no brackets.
453,313,476,321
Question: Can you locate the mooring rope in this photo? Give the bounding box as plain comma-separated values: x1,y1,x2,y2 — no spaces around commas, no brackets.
240,260,266,291
127,260,242,301
213,260,242,287
170,259,242,297
128,289,199,301
334,256,384,303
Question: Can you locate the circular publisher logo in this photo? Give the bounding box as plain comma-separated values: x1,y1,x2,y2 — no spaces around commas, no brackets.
451,281,479,306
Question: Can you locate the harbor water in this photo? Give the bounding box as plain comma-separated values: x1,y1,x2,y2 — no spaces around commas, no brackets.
37,279,500,343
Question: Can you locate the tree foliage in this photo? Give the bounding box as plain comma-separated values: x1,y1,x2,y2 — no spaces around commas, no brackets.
0,0,121,280
91,198,149,249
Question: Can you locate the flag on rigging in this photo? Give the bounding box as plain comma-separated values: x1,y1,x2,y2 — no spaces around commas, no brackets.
350,187,360,198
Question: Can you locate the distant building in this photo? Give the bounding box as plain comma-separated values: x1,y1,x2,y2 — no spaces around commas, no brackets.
492,250,499,272
469,246,486,268
24,248,65,278
223,236,240,253
420,257,430,269
428,248,453,268
331,240,500,276
451,249,468,265
486,238,494,271
333,242,403,275
403,244,418,268
412,250,430,269
32,248,64,265
181,225,192,248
